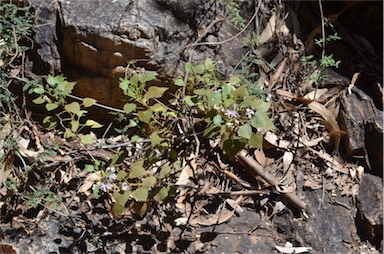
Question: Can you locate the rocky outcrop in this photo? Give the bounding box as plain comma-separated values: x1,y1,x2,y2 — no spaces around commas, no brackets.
28,0,247,110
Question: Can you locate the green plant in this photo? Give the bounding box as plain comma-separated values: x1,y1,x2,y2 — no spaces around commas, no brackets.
30,75,102,143
224,0,246,28
176,58,274,155
25,185,62,210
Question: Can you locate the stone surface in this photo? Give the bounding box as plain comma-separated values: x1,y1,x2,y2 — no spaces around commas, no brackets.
356,173,383,249
28,0,247,110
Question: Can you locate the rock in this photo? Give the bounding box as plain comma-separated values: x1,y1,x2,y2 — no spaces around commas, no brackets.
356,173,383,250
339,86,383,177
27,0,247,111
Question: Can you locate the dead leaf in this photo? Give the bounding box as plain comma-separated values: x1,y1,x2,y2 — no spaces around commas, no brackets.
78,172,102,193
282,151,293,172
254,149,266,166
175,159,194,186
190,209,235,226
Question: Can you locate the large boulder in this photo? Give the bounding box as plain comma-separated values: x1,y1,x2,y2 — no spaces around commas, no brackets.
28,0,247,110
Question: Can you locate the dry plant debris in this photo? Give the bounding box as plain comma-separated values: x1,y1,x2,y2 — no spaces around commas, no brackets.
1,0,379,253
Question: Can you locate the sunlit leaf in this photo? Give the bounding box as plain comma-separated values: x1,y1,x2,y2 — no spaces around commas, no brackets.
83,98,97,107
113,190,130,206
194,88,208,96
158,164,171,179
144,86,169,100
131,135,141,142
80,134,93,144
154,185,170,202
204,58,215,71
84,164,94,172
141,176,157,188
33,86,45,95
119,78,129,92
184,95,196,106
129,159,146,178
232,85,248,98
185,62,193,73
138,109,153,123
32,96,46,104
131,187,148,202
222,139,245,156
213,114,222,126
237,124,252,139
174,78,185,86
150,103,166,112
251,111,274,131
150,131,161,146
64,102,81,114
140,72,157,83
248,133,263,148
71,120,79,132
133,202,148,217
64,128,75,139
194,64,205,74
111,203,125,218
85,120,103,128
43,116,58,130
45,103,59,111
228,75,241,85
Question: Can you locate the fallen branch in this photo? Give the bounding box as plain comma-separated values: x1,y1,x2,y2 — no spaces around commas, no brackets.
236,150,306,210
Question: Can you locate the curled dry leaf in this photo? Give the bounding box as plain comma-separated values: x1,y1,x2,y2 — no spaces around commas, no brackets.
189,209,235,226
78,172,102,193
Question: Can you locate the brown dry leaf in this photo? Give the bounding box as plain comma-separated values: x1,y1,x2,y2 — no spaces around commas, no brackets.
304,88,328,100
305,146,348,174
282,151,293,172
270,57,288,87
226,197,244,214
302,137,324,147
78,172,102,193
18,138,39,159
259,13,277,45
190,209,235,226
308,101,340,132
254,149,266,166
175,159,194,186
303,180,322,190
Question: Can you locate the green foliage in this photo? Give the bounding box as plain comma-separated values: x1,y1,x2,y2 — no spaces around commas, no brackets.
25,186,62,210
224,0,246,28
30,75,102,143
180,58,273,155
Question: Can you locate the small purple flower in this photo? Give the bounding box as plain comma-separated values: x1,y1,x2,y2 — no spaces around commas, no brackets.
245,108,255,119
94,182,113,192
108,173,117,182
121,182,129,191
224,109,240,118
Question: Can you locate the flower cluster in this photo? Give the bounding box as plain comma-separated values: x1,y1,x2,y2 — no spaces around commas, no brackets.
92,166,129,193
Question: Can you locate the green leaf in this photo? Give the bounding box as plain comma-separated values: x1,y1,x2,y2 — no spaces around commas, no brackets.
64,128,75,139
141,176,157,188
154,186,170,202
64,102,81,114
248,133,263,148
149,131,161,146
84,164,94,172
47,75,64,86
158,164,171,179
194,64,205,74
123,103,137,114
43,116,58,130
116,171,127,180
85,120,103,128
174,77,185,86
32,96,46,104
71,120,79,132
228,75,241,85
184,95,196,107
204,58,215,71
129,119,138,127
119,78,129,92
140,72,157,83
113,190,130,206
80,134,93,144
111,203,125,218
131,187,148,202
251,111,274,131
58,81,76,95
185,62,193,73
110,151,125,165
194,89,208,96
131,135,141,142
222,139,245,156
33,86,45,95
45,103,59,111
129,159,146,178
213,114,222,126
237,124,252,139
222,83,235,96
251,99,271,112
144,86,169,100
83,98,97,107
232,85,248,98
138,109,153,124
203,123,220,139
150,103,166,112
